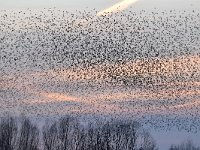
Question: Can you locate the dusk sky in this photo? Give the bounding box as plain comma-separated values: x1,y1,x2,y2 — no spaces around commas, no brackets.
0,0,200,10
1,0,200,149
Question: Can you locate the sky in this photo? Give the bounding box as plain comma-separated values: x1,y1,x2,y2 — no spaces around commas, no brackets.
1,0,200,149
0,0,200,11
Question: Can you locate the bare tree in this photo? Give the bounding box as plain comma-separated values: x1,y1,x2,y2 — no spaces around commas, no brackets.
71,122,86,150
0,116,157,150
169,140,200,150
108,121,138,150
0,117,18,150
43,122,61,150
138,130,157,150
83,120,139,150
57,116,78,150
43,116,86,150
17,118,39,150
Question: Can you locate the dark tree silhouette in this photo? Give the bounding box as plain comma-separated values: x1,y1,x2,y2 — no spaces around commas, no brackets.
43,122,60,150
169,140,200,150
0,116,157,150
17,118,39,150
0,117,18,150
57,116,76,150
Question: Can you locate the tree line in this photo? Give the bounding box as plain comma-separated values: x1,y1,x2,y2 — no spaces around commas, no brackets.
0,116,200,150
0,116,157,150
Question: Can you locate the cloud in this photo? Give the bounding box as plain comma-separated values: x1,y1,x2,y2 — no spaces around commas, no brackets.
31,92,79,103
97,0,139,16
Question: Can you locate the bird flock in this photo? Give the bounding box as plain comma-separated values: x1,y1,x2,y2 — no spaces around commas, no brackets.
0,8,200,132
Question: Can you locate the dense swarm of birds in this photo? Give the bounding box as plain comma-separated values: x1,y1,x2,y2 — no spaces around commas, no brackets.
0,8,200,132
